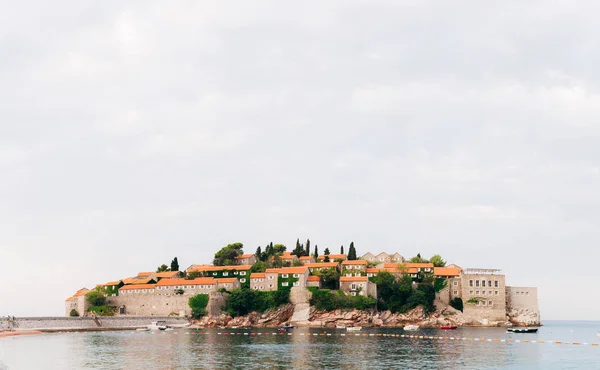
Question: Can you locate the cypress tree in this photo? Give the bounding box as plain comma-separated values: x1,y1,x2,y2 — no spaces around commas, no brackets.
305,239,310,256
313,245,319,259
348,242,357,260
340,245,344,254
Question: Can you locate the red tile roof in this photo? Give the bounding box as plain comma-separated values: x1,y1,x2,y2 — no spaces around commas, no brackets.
304,262,339,268
433,267,461,277
307,276,321,282
404,263,434,269
299,256,314,261
235,254,254,259
216,278,238,284
277,267,309,274
120,284,157,291
156,278,217,286
251,273,266,279
156,271,180,278
318,254,347,260
188,265,253,272
340,276,368,282
341,260,367,265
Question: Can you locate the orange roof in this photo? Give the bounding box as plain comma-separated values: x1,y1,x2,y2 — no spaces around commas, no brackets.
318,254,347,260
281,254,298,260
299,256,313,261
434,267,461,277
216,278,238,284
340,276,368,282
251,273,266,279
130,278,155,285
188,264,253,273
235,254,254,259
307,276,321,282
120,284,157,291
404,263,434,269
365,267,418,274
366,268,381,273
304,262,339,268
156,278,217,286
156,271,180,278
137,272,153,277
98,280,122,286
282,252,293,257
265,268,281,273
67,288,90,300
277,267,309,274
342,260,367,265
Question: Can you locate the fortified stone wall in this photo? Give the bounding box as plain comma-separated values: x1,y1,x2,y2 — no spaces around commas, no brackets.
0,316,188,331
107,294,192,316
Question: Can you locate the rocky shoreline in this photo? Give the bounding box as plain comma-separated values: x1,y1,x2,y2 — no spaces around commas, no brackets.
191,302,541,329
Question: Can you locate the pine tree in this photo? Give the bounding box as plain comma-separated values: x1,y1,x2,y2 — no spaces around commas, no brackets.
348,242,357,260
170,257,179,272
305,239,310,256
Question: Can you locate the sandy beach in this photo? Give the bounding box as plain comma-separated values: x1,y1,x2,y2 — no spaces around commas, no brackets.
0,330,43,339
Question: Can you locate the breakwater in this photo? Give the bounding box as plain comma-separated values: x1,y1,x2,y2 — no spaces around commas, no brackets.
0,316,189,332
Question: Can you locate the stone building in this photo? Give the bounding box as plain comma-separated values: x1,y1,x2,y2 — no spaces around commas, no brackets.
341,260,367,277
505,286,540,325
235,254,257,265
299,256,315,264
281,252,299,265
361,252,404,263
459,268,507,323
317,254,347,262
339,276,377,298
307,275,321,288
64,288,90,316
304,262,340,274
250,273,274,291
187,264,253,287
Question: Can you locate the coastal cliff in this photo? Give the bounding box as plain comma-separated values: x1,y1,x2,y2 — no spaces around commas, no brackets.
190,301,528,328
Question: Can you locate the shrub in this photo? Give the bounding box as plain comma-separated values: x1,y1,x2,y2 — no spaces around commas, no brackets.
434,278,448,292
310,289,376,311
69,309,79,317
86,290,107,307
189,294,209,318
224,288,291,317
450,297,463,312
175,289,184,295
87,306,114,316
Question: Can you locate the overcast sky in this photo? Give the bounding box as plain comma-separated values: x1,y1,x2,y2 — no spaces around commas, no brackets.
1,1,599,319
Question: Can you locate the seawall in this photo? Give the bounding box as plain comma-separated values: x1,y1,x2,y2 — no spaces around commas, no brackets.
0,316,189,332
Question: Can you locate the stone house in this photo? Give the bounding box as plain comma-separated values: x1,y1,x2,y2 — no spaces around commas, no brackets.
277,266,309,288
299,256,315,264
304,262,340,274
250,273,274,291
361,252,404,263
505,287,539,313
339,277,377,298
155,271,181,280
459,268,507,323
341,260,367,277
64,288,90,316
433,267,461,279
307,275,321,288
281,252,299,265
187,264,253,287
317,254,347,262
235,254,257,266
402,262,434,273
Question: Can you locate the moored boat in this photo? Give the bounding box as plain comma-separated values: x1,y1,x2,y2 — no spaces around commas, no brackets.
147,321,168,331
507,327,538,333
335,325,346,329
403,325,419,331
440,325,457,330
346,326,362,331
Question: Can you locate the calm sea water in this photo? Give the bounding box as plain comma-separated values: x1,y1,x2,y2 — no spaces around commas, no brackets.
1,321,599,369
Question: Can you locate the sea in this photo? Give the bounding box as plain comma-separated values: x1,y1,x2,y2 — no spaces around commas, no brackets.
1,321,599,369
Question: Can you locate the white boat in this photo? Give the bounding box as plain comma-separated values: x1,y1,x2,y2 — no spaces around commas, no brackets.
346,326,362,331
336,325,346,329
147,321,168,331
403,325,419,331
596,331,600,338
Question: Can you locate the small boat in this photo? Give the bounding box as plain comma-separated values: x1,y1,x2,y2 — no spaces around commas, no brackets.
507,327,538,333
403,325,419,331
136,328,150,332
346,326,362,331
147,321,168,331
336,325,346,329
440,325,457,330
597,331,600,338
280,324,294,330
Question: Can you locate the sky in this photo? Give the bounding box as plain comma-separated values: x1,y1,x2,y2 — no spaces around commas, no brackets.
1,1,599,319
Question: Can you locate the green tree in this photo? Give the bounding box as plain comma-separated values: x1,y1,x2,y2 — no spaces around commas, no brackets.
340,245,344,254
213,242,244,266
189,294,209,318
305,239,310,256
348,242,357,260
156,264,170,272
86,290,107,307
251,261,268,272
450,297,464,312
255,246,262,261
69,308,79,317
171,257,179,272
319,268,340,290
430,254,446,267
313,245,319,259
273,244,287,254
292,238,305,257
409,253,429,263
323,248,330,262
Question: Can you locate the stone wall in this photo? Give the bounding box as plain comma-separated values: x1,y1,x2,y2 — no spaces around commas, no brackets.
505,286,541,326
460,272,507,323
206,292,227,316
0,316,188,331
107,293,192,316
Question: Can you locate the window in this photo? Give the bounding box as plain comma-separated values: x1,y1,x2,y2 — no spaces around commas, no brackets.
453,281,458,286
525,292,529,296
281,274,289,278
223,272,228,276
476,291,480,295
282,282,289,287
359,291,364,296
469,280,473,287
213,272,217,276
453,291,458,295
488,291,492,295
495,290,499,295
482,291,486,295
475,280,479,287
482,280,486,287
293,274,299,278
488,301,493,306
293,282,299,287
469,290,473,295
234,271,238,275
351,283,357,290
254,286,258,289
494,280,498,288
346,273,352,277
488,281,492,287
260,286,264,290
352,292,357,296
269,284,273,288
268,275,274,280
240,271,246,276
240,279,246,283
516,291,520,295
